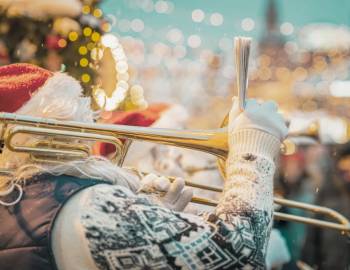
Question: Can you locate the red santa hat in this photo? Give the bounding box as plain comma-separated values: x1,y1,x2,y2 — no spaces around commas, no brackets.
99,103,170,128
0,63,188,159
94,103,189,157
0,63,84,116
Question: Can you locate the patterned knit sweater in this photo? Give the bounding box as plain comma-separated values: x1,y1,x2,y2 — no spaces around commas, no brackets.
51,130,279,270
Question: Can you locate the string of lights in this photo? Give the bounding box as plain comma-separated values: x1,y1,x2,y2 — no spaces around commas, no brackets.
65,3,146,111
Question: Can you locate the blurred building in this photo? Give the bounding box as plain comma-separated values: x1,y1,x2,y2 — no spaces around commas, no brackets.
249,0,298,111
250,0,350,120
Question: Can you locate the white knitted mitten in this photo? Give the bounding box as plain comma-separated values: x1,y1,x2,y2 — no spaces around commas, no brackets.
228,97,288,160
138,173,193,211
229,97,288,140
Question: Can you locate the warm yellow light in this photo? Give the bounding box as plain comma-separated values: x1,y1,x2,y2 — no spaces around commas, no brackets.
80,58,89,67
258,67,272,80
90,47,103,60
81,73,91,83
91,32,101,42
79,46,88,55
83,27,92,37
313,56,327,72
259,54,271,66
101,22,111,32
87,42,95,50
293,67,308,81
68,31,78,41
275,67,290,81
82,5,91,14
58,39,67,48
93,8,103,18
282,139,296,155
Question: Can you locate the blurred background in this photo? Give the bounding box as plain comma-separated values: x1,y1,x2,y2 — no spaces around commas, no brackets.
101,0,350,136
1,1,350,269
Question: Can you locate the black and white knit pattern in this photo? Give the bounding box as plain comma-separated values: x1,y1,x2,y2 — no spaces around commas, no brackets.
81,154,274,270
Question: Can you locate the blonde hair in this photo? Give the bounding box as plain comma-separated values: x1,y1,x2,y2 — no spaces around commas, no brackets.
0,73,140,196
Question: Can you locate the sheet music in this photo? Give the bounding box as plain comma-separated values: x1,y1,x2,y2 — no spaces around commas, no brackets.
234,37,251,111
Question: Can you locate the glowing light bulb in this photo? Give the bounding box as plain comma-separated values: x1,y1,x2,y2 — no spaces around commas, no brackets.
58,39,67,48
80,58,89,67
101,34,119,48
83,27,92,37
78,46,88,55
68,31,78,41
91,32,101,42
81,73,91,83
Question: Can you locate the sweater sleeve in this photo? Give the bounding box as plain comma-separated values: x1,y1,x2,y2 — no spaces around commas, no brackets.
52,130,279,270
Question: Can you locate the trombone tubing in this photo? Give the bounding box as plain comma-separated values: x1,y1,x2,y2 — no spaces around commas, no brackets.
0,113,228,159
185,180,350,235
1,113,349,234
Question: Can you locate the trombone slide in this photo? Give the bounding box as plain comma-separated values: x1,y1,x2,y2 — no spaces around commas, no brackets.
187,181,350,235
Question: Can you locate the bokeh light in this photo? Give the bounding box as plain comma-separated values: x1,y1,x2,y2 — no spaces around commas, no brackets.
173,45,187,58
187,35,201,48
83,27,92,37
131,19,144,32
116,60,128,73
241,18,255,31
78,46,88,55
91,32,101,42
68,31,78,41
280,22,294,35
79,58,89,67
101,34,119,48
93,8,103,18
210,12,224,26
155,0,169,14
91,47,103,60
192,9,205,23
167,28,183,44
58,38,67,48
82,5,90,14
81,73,91,83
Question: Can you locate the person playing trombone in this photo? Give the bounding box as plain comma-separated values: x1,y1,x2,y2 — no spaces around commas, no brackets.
0,63,287,270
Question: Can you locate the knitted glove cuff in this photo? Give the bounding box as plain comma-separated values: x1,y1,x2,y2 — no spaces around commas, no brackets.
229,129,281,161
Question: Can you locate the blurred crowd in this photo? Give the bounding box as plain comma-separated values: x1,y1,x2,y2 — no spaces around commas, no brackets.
274,143,350,270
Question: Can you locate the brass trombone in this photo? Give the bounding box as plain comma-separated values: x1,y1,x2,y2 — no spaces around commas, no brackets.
0,112,228,163
0,112,349,235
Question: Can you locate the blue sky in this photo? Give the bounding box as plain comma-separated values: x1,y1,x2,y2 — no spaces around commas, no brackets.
101,0,350,49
